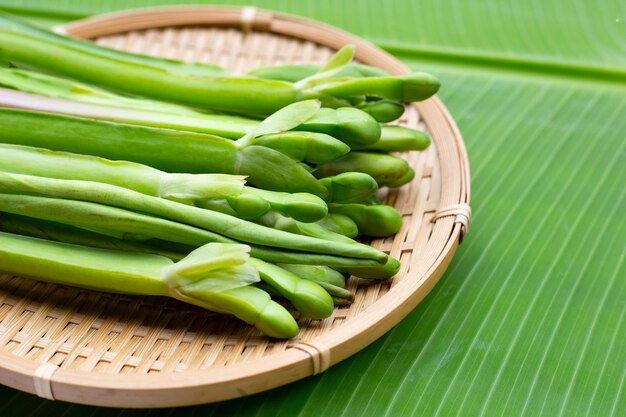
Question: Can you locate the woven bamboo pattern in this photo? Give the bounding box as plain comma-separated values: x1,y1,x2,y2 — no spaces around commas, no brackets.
0,7,470,407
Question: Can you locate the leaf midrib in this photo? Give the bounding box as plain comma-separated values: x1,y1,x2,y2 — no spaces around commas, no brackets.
384,44,626,88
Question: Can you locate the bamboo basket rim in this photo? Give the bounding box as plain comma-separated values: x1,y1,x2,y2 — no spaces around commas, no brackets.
0,6,471,408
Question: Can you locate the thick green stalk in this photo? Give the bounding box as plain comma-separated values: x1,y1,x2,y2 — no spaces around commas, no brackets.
267,263,354,305
0,231,298,338
315,152,412,187
0,108,325,195
313,72,440,102
0,71,380,147
0,67,207,115
315,214,359,238
0,143,329,222
338,255,401,280
329,203,403,237
0,202,381,271
241,188,328,223
357,100,405,123
318,172,379,204
386,167,416,187
0,17,226,77
0,85,252,135
357,126,431,152
248,258,334,319
249,131,350,164
278,264,347,288
0,15,438,114
0,143,246,200
0,213,189,260
0,13,299,115
0,174,386,261
294,107,381,147
196,195,271,220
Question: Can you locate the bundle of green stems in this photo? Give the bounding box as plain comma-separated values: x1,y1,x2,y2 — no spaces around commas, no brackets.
0,13,437,337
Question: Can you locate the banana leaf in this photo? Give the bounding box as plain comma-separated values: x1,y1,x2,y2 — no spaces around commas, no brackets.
0,1,624,416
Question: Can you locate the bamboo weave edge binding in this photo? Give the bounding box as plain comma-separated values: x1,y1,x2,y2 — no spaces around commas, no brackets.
432,203,472,242
33,362,58,400
290,342,331,375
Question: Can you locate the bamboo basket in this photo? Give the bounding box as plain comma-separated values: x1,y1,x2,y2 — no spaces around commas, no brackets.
0,6,471,408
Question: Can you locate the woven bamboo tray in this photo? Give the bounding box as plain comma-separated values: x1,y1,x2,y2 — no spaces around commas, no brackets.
0,6,471,408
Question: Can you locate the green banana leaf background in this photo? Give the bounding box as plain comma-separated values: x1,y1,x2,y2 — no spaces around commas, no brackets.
0,1,624,415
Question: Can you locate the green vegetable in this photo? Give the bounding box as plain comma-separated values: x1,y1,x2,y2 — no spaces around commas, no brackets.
258,211,357,244
0,107,326,196
386,167,416,187
329,203,404,237
293,107,381,147
0,231,299,338
313,72,440,102
0,15,438,114
0,143,246,200
319,172,379,203
0,66,207,115
249,258,334,319
0,68,381,147
0,142,330,222
196,195,271,220
338,256,401,279
239,187,328,223
247,63,390,82
0,13,299,115
249,131,350,164
1,90,347,165
278,264,347,288
316,152,412,187
278,264,354,305
315,214,359,238
357,99,405,122
0,213,189,260
358,125,431,152
0,205,381,271
0,173,387,261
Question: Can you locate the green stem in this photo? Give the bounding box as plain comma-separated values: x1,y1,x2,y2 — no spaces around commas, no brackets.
315,214,359,238
0,14,299,114
357,126,431,152
318,172,379,203
0,231,298,338
247,63,390,82
0,72,379,148
0,191,385,269
329,203,403,237
0,143,246,200
0,213,189,260
0,108,324,195
278,264,347,288
357,100,405,123
241,187,328,223
314,72,440,102
248,258,334,319
315,152,411,187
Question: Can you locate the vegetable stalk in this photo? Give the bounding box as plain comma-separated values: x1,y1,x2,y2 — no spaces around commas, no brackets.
0,173,387,261
0,68,382,147
0,207,382,271
0,143,328,222
0,107,326,195
0,232,299,338
0,14,439,115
